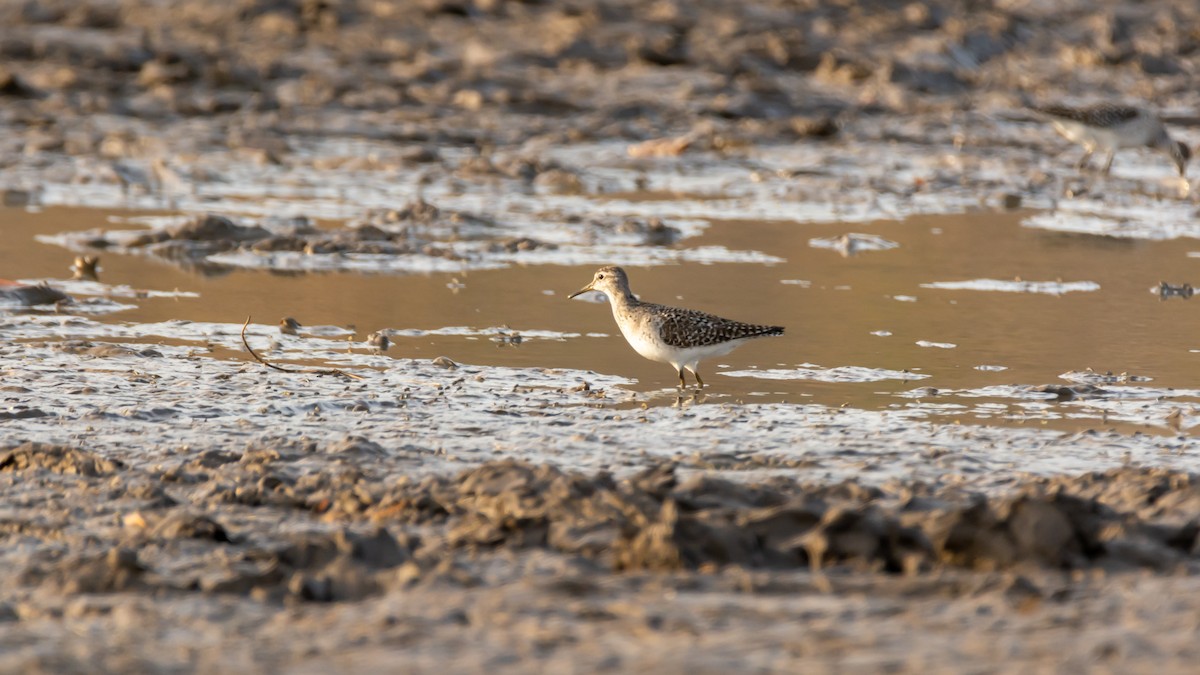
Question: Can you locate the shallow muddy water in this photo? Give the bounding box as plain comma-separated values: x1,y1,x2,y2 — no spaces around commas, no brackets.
6,202,1200,434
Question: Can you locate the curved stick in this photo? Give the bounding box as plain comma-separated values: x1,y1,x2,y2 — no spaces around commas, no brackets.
240,316,364,380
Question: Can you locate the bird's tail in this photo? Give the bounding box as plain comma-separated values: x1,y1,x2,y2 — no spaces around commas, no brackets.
751,326,785,338
1025,101,1075,120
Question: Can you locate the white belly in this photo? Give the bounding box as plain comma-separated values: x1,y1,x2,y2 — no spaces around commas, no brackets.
1053,120,1120,150
1053,116,1155,150
617,317,672,363
615,316,745,370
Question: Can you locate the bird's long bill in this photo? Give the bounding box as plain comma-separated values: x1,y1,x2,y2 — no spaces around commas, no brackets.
567,283,593,299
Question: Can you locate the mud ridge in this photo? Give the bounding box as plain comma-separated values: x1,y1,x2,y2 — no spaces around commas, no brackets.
3,446,1197,613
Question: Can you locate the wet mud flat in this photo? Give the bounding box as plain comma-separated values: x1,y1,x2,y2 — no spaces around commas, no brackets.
4,0,1200,671
3,340,1200,672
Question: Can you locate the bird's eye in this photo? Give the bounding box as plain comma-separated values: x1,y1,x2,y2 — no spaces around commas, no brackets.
598,274,605,279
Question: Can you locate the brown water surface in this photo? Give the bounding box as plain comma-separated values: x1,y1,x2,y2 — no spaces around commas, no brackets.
5,205,1200,431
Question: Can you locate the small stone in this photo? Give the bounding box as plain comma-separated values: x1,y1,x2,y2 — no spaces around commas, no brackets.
452,89,484,111
790,115,839,138
533,168,584,194
0,67,41,98
0,189,34,207
123,512,148,530
367,332,390,353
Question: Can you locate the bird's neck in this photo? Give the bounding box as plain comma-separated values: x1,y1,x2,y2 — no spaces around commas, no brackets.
1153,132,1174,152
608,288,639,312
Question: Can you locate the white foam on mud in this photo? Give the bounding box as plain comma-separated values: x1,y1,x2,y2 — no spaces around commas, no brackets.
2,316,594,354
5,333,1199,492
206,243,785,273
36,228,153,250
720,365,930,383
43,224,783,274
1023,199,1200,240
1059,369,1153,384
385,326,585,340
896,382,1200,431
920,279,1101,295
919,383,1198,400
916,341,957,349
0,316,338,350
5,122,1145,247
205,250,498,274
0,297,137,315
17,278,200,299
23,130,1113,279
809,233,900,255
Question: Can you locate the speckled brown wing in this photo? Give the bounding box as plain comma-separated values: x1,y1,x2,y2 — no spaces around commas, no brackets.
651,304,784,348
1032,103,1140,128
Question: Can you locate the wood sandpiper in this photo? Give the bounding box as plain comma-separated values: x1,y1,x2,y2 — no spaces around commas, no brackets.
1030,102,1191,176
568,266,784,389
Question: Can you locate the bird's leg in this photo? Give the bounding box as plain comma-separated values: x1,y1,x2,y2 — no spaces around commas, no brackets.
688,368,705,389
677,368,687,389
1075,148,1093,171
1101,149,1115,175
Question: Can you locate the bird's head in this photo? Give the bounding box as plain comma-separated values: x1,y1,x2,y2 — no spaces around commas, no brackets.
568,266,630,301
1172,140,1192,177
